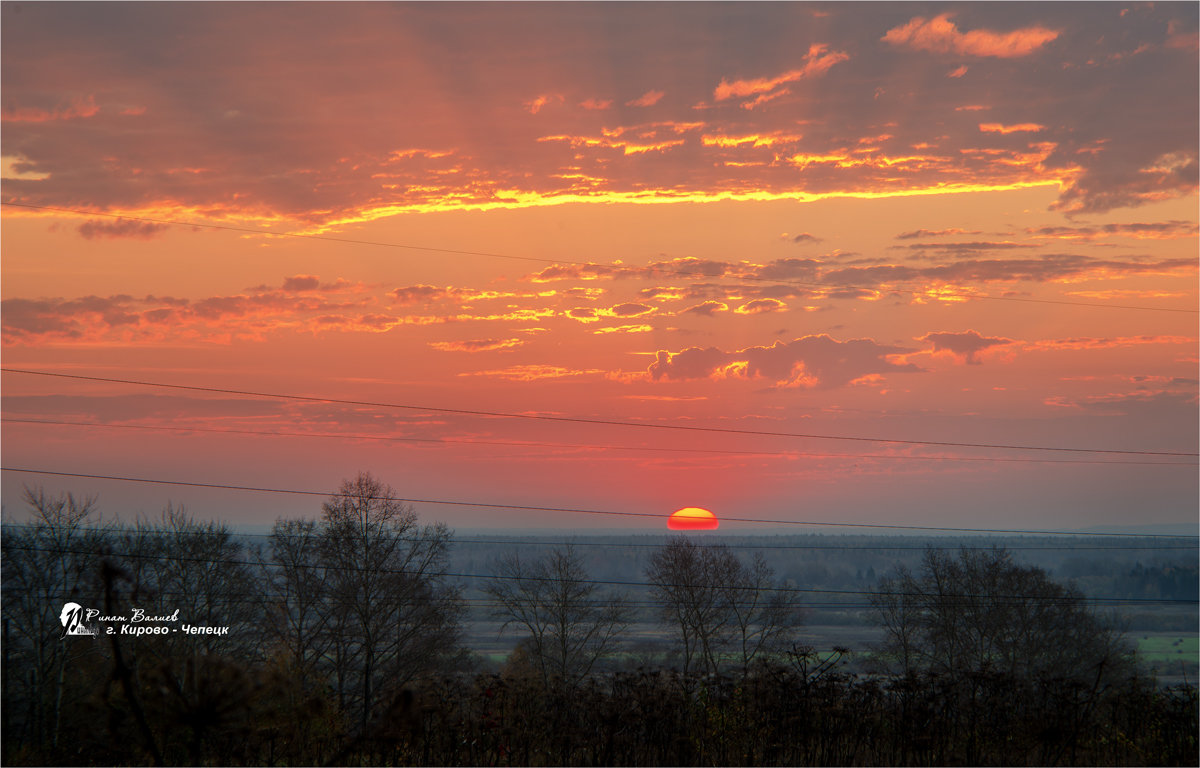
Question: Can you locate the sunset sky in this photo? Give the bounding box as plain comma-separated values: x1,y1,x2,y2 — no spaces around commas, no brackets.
2,2,1197,532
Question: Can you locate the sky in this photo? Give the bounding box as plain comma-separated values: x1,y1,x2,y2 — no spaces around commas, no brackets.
1,2,1197,533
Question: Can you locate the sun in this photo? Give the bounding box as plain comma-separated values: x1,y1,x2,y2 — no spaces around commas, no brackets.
667,507,719,530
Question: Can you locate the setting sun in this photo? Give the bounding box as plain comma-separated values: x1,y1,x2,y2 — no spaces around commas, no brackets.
668,507,719,530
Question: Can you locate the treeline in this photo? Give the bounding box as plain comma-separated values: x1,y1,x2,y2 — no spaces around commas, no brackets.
2,474,1197,766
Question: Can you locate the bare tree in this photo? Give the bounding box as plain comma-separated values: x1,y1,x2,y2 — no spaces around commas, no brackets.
870,547,1134,683
316,472,463,733
647,538,799,676
261,518,331,691
0,487,107,751
485,545,630,685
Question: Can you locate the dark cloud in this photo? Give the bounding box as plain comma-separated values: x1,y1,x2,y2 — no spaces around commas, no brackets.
77,218,168,240
609,302,654,317
0,3,1194,221
282,275,321,291
791,232,821,243
919,329,1013,365
391,285,455,304
647,334,921,388
1026,220,1199,240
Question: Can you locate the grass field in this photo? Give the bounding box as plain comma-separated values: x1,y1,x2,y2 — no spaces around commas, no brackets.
1137,634,1200,662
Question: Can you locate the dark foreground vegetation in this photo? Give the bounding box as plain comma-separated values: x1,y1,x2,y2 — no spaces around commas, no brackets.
3,474,1197,766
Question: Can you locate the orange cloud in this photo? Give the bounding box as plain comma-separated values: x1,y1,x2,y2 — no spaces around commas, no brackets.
713,44,849,103
883,13,1059,58
626,90,665,107
979,122,1045,134
429,338,525,352
734,299,786,314
579,98,613,110
461,364,606,381
2,95,99,123
524,94,563,114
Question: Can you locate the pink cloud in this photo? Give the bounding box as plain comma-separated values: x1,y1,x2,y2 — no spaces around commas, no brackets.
579,98,613,110
883,13,1059,58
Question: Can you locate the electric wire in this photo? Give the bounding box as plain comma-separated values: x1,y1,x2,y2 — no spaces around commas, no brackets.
3,201,1196,315
4,368,1196,458
3,466,1196,539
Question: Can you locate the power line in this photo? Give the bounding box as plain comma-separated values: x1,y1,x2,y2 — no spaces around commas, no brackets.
4,541,1193,605
4,466,1195,539
3,201,1195,315
6,416,1193,467
4,368,1196,458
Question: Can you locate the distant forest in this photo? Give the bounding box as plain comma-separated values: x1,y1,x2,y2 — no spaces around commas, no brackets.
3,474,1197,766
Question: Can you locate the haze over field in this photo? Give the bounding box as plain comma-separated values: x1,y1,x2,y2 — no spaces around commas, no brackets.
1,2,1196,532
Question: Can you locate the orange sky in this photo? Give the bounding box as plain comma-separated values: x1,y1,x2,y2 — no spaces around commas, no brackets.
2,2,1197,531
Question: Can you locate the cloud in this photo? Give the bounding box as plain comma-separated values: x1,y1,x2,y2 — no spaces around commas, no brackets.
593,324,652,335
919,330,1013,364
789,232,822,243
1023,335,1195,352
895,228,984,239
1,277,380,345
2,95,99,123
461,364,606,381
647,334,921,388
978,122,1045,134
734,299,786,314
681,301,728,317
428,338,524,352
609,302,654,317
1,4,1191,221
713,45,849,108
1053,151,1200,214
524,94,564,114
625,90,665,107
882,13,1059,58
77,218,168,240
1025,220,1199,241
948,65,968,78
282,275,321,291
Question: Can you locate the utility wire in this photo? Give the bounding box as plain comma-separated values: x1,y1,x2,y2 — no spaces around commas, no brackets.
5,416,1194,467
3,466,1195,539
3,201,1196,315
4,368,1196,458
4,542,1193,605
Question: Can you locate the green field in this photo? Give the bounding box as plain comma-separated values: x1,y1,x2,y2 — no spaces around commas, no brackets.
1137,634,1200,662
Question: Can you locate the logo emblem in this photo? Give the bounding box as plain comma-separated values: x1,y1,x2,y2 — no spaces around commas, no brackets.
59,602,97,638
